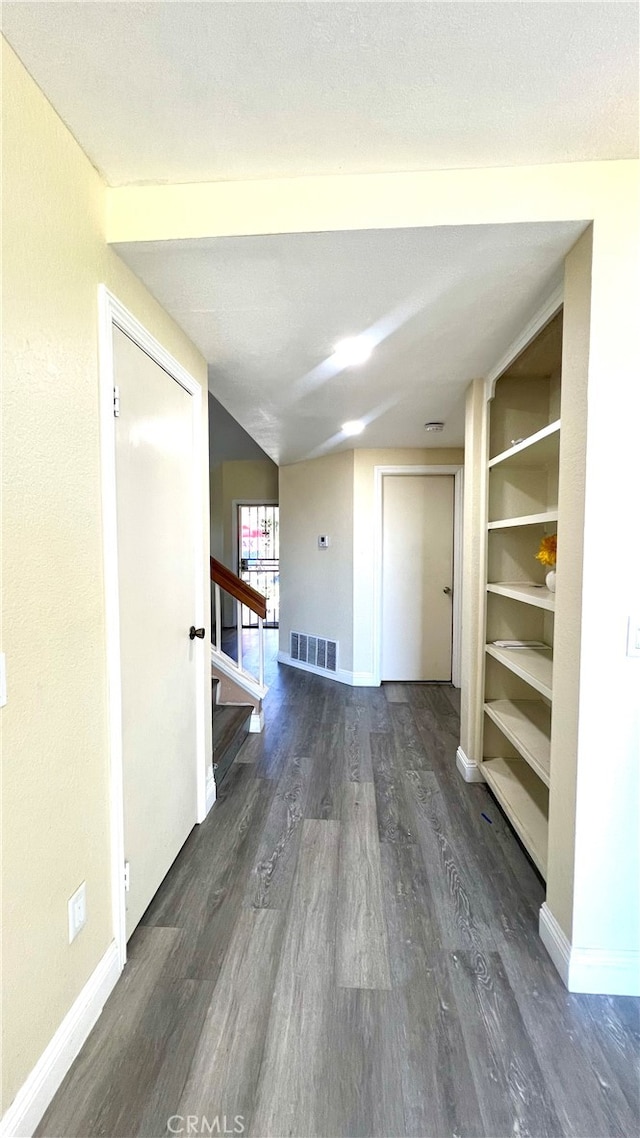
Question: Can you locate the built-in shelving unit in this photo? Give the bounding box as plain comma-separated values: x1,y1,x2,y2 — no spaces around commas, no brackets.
488,419,561,469
482,758,549,876
485,643,553,698
483,699,551,786
480,309,563,879
486,582,555,611
488,509,558,531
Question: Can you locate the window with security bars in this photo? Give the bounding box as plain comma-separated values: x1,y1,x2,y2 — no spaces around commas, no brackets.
238,504,279,627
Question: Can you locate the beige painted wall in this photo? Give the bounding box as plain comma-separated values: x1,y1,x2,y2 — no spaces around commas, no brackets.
1,40,211,1112
279,451,355,672
106,159,638,244
279,448,463,681
353,449,464,680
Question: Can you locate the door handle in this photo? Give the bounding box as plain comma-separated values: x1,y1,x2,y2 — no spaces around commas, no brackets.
189,626,206,640
443,587,452,595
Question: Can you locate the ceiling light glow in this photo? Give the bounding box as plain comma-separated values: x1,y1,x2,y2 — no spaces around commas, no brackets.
342,420,365,436
332,336,372,367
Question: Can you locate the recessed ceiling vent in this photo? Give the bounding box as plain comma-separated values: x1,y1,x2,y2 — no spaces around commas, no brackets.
290,631,338,673
424,421,445,432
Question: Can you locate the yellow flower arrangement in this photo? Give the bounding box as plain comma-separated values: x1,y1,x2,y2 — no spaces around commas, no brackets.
536,533,557,568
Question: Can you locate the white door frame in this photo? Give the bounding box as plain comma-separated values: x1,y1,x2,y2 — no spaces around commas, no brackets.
373,465,463,688
98,286,207,970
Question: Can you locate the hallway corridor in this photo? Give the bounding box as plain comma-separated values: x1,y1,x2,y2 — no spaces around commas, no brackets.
38,669,638,1138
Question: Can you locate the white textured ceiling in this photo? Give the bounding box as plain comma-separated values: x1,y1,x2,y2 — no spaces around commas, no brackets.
3,2,638,186
115,223,585,464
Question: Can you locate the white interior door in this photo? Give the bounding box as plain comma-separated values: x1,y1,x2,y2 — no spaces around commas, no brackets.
381,474,454,681
114,327,198,938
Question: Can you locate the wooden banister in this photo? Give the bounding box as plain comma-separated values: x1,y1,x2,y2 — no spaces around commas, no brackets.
210,556,267,621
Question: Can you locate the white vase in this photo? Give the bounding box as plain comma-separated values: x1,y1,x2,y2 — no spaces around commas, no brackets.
545,569,556,593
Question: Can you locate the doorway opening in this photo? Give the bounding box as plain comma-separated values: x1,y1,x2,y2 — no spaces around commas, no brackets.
99,286,208,969
374,464,463,688
237,503,280,626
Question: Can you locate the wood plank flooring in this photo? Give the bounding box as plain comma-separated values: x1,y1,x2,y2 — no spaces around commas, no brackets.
38,669,639,1138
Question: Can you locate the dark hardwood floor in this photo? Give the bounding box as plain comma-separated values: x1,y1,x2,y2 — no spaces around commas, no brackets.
37,666,639,1138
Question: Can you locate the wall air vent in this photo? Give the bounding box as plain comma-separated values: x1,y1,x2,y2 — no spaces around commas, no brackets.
290,630,338,673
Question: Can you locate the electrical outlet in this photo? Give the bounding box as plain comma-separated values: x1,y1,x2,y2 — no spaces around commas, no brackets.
68,881,87,943
318,535,330,549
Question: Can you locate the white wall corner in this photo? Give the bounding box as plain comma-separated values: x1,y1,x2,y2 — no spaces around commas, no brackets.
0,941,121,1138
249,708,265,733
539,902,640,996
349,671,378,688
456,746,485,783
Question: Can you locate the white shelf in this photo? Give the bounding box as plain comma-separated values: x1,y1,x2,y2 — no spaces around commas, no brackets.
485,643,553,700
481,757,549,877
488,510,558,530
487,582,555,612
484,700,551,786
489,420,561,469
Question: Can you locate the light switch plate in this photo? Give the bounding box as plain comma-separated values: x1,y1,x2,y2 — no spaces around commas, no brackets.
68,881,87,943
318,535,330,549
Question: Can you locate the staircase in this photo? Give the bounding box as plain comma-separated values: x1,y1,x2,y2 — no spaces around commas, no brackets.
211,677,252,786
209,557,269,787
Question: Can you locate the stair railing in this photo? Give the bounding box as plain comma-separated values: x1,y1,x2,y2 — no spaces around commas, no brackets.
210,556,267,689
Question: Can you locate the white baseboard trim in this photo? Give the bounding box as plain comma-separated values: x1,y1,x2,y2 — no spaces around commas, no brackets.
277,652,377,688
456,746,485,783
0,941,121,1138
249,709,264,733
205,770,217,815
538,902,571,986
350,671,378,687
539,903,640,996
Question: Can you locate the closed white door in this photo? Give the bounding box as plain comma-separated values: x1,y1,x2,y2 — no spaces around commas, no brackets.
114,327,198,938
381,475,454,681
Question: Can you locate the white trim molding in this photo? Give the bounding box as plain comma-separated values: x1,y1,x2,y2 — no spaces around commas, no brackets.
372,465,463,688
249,709,265,733
0,943,120,1138
211,645,268,701
98,286,208,963
539,903,571,987
456,746,485,783
539,903,640,996
277,651,376,688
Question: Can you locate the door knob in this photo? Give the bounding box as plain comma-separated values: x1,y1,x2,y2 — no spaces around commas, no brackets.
189,626,206,640
443,587,452,595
